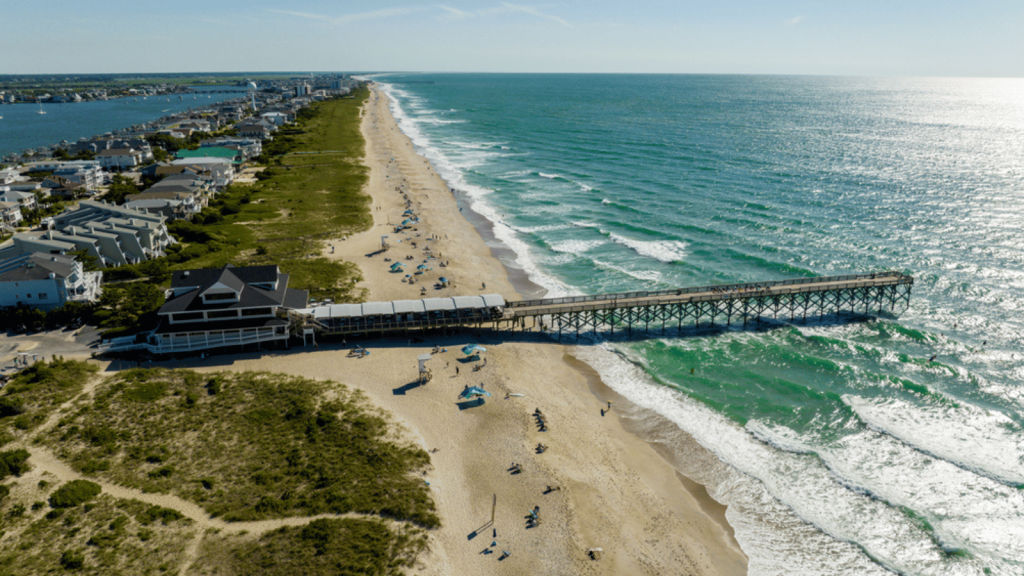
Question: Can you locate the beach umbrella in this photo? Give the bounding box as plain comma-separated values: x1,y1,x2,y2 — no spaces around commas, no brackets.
390,262,405,270
439,277,448,283
402,219,413,225
459,386,491,399
417,264,429,270
462,344,487,355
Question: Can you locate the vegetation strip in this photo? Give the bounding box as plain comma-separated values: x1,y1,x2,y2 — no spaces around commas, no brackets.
0,361,437,575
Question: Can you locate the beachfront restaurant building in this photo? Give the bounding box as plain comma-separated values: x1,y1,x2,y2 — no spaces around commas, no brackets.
145,264,309,354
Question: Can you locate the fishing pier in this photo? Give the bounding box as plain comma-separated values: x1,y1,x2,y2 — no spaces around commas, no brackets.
298,271,913,339
504,271,913,338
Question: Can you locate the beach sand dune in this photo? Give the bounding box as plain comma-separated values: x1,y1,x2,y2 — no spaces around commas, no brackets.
178,86,747,576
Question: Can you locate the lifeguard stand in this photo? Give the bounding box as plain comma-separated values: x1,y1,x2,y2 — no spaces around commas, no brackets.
417,353,432,383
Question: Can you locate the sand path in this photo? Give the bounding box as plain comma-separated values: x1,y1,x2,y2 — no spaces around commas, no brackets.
2,370,401,576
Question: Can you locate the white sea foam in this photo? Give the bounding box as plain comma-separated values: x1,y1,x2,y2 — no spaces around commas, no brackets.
549,239,605,254
538,172,560,179
748,418,1024,573
572,346,908,576
608,233,688,263
592,259,661,283
844,395,1024,486
510,223,572,234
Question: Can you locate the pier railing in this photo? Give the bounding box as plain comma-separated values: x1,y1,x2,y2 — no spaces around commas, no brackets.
508,271,909,309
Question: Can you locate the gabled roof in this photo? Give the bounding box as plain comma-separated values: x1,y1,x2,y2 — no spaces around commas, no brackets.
160,264,301,315
171,264,279,290
96,148,138,157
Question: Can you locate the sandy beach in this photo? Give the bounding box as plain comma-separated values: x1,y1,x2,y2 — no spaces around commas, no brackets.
175,85,748,575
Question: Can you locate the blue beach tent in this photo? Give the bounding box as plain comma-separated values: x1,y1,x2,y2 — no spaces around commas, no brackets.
462,344,487,355
460,386,491,399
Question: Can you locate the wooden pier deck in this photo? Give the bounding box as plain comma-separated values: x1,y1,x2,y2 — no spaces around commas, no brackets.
502,271,913,337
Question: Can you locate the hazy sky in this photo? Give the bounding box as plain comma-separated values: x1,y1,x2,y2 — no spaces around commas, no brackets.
6,0,1023,77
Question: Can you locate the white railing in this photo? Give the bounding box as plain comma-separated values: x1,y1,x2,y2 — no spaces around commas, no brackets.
98,328,285,354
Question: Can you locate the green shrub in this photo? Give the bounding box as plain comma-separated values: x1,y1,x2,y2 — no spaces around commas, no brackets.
0,485,9,501
59,549,85,570
136,504,184,525
230,518,428,576
0,449,30,478
49,480,102,508
122,381,167,403
0,398,25,418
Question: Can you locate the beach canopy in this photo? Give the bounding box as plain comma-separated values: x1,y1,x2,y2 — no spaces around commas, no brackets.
460,386,491,399
462,344,487,355
417,264,429,270
390,262,405,270
402,219,413,225
439,277,449,283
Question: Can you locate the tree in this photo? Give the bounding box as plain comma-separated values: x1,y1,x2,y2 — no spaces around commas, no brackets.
68,249,101,272
103,174,139,205
97,282,165,334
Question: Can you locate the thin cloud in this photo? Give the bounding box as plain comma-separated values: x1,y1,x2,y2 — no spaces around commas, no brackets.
785,15,804,26
268,7,429,25
436,4,472,20
484,3,572,28
270,4,570,28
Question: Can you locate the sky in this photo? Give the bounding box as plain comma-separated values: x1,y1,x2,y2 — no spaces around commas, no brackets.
5,0,1024,77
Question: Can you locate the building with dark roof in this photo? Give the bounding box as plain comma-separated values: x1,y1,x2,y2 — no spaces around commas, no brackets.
146,264,307,354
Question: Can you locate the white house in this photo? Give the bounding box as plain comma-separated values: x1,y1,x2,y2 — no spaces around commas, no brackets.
0,190,39,212
0,252,102,311
260,112,289,127
0,201,23,230
96,148,144,171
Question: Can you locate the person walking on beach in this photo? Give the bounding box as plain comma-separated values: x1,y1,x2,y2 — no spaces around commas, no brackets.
456,366,460,375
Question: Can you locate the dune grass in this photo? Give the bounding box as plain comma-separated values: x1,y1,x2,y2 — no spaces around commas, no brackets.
168,87,373,302
0,494,194,576
44,368,438,527
0,359,98,447
192,518,428,576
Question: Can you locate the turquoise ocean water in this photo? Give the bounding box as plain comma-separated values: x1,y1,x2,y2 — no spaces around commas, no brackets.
374,74,1024,576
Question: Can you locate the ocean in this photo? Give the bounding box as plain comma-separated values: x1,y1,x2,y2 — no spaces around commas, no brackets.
373,74,1024,576
0,87,247,157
